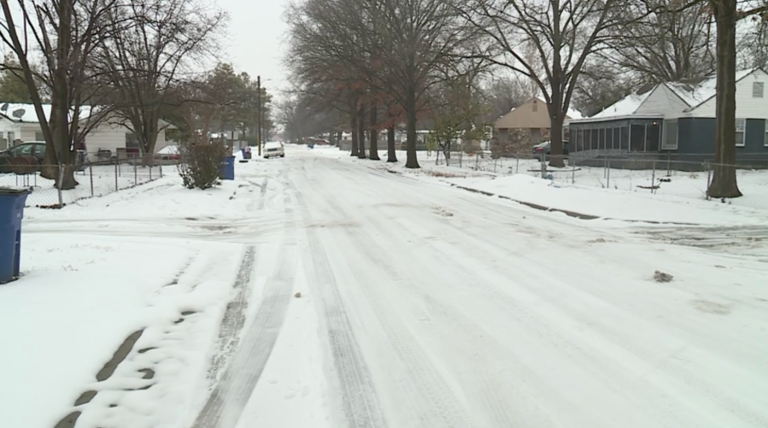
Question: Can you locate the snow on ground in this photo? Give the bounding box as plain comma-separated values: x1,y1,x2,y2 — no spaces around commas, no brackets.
316,146,767,224
3,144,768,428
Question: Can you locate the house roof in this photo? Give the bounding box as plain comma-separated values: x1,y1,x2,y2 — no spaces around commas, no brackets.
590,91,653,118
495,97,583,129
665,69,756,111
0,102,95,123
587,69,760,121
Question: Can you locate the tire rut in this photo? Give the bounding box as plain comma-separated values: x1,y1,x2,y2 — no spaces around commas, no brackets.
289,176,388,428
192,191,298,428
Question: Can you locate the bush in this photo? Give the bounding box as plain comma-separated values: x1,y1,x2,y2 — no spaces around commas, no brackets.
177,141,230,190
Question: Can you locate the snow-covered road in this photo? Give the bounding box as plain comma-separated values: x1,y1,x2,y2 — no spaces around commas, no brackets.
222,153,768,428
10,149,768,428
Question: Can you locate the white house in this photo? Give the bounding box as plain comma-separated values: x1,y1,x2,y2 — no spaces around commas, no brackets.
0,103,173,161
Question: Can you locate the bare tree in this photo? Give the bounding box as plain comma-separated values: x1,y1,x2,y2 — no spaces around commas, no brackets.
371,0,475,168
0,0,117,189
480,74,539,123
285,0,372,157
460,0,635,167
604,0,715,83
96,0,225,165
572,58,634,116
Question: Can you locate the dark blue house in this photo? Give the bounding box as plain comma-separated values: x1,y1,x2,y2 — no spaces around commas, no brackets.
568,69,768,167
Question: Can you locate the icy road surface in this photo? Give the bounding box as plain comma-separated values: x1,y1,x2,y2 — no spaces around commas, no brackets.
16,149,768,428
203,153,768,428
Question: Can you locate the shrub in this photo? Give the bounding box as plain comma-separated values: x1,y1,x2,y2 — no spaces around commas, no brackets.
177,141,230,190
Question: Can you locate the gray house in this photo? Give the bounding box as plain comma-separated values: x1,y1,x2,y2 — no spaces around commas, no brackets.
568,69,768,165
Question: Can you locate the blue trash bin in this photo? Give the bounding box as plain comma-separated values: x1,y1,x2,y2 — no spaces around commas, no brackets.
0,187,31,284
219,156,235,180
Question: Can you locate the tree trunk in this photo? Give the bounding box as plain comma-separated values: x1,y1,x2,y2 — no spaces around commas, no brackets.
548,112,566,168
57,164,78,190
41,151,57,180
707,0,742,198
350,113,359,156
358,102,367,159
387,125,397,162
405,90,420,169
369,103,380,160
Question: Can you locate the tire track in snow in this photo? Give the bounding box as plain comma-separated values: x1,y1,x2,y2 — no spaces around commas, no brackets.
192,192,298,428
301,158,694,427
308,185,476,428
289,175,389,428
351,161,766,428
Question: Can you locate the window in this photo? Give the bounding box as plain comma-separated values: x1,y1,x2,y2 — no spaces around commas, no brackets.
12,144,34,156
613,127,620,150
35,132,44,141
753,82,764,98
606,127,613,149
764,120,768,147
735,118,746,147
662,119,678,150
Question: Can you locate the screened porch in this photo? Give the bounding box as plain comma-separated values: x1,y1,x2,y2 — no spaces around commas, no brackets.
569,118,663,154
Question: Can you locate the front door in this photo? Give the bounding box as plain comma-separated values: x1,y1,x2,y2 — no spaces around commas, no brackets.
630,124,646,152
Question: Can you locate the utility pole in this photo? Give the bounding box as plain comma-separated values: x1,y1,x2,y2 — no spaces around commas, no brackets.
257,75,262,156
262,86,267,144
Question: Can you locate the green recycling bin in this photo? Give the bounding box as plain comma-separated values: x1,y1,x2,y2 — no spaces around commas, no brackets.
0,188,31,284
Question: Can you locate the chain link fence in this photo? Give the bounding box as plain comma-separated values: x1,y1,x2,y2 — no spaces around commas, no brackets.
423,149,768,211
0,162,165,208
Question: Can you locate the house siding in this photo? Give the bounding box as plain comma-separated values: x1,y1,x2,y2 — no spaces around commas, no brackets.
675,117,768,159
744,119,767,154
688,70,768,118
635,84,690,117
85,123,127,161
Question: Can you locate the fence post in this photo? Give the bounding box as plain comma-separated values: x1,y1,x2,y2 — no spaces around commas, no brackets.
134,160,138,184
150,165,153,181
540,153,546,179
160,163,163,178
607,159,611,188
115,162,119,191
516,157,520,175
89,165,94,197
57,164,64,207
572,159,576,184
651,160,657,194
706,162,712,189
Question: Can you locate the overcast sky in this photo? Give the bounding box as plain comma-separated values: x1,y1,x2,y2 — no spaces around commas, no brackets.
218,0,292,100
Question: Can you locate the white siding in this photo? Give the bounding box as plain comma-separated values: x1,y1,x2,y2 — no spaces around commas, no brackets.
635,84,691,118
688,69,768,118
20,124,42,141
155,129,168,152
85,123,126,161
85,123,170,161
0,118,21,150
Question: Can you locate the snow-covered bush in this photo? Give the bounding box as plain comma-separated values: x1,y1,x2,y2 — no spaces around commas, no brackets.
177,141,229,190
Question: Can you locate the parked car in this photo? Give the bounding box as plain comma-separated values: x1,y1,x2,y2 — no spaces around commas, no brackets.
263,141,285,158
0,142,46,173
532,140,569,159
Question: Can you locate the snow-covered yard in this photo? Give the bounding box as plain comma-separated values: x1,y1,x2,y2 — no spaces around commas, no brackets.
318,147,768,216
2,145,767,428
0,163,163,207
